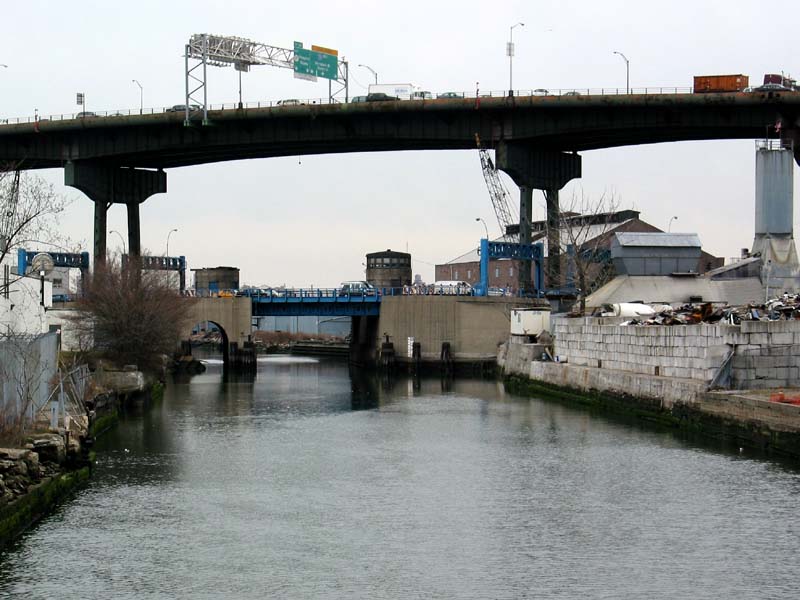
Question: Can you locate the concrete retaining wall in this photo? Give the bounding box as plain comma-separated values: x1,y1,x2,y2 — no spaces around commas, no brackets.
378,296,541,361
503,342,800,456
552,317,800,389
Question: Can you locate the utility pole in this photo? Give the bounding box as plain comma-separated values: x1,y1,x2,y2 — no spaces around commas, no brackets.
507,22,524,96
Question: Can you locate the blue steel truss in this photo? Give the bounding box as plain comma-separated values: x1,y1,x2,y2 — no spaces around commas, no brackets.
121,254,187,291
17,248,90,275
476,238,544,296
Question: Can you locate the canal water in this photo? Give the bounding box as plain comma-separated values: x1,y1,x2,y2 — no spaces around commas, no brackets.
1,356,799,599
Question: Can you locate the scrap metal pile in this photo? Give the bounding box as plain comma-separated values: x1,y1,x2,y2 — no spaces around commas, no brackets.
596,295,800,326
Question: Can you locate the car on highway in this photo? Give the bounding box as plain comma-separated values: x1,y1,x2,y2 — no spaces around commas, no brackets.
563,90,582,96
532,89,550,96
75,111,97,118
166,104,202,113
365,93,399,102
754,83,790,92
350,95,368,103
276,99,304,106
437,92,464,99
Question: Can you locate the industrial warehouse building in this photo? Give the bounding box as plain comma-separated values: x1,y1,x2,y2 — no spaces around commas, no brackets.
435,210,723,293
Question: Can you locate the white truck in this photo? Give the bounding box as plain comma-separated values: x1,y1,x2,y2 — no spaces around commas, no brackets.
367,83,432,101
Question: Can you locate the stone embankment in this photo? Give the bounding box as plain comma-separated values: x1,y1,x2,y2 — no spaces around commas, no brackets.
0,434,91,546
500,317,800,458
0,363,161,549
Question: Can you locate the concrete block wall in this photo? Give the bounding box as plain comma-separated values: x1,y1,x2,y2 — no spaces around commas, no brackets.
727,320,800,389
552,317,800,390
552,317,727,381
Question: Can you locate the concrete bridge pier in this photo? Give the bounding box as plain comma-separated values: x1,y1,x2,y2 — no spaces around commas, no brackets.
495,143,581,291
64,163,167,269
350,315,379,367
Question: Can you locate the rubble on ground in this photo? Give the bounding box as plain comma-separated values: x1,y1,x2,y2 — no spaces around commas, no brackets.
591,294,800,326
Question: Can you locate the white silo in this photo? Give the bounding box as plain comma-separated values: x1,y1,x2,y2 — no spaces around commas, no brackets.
751,140,799,294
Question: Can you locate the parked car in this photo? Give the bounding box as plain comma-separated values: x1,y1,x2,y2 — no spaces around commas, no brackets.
437,92,464,99
338,281,376,296
276,99,304,106
52,293,73,303
350,96,368,103
432,281,473,295
366,93,399,102
532,89,550,96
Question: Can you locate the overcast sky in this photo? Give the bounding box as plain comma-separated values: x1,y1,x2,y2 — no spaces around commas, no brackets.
2,0,798,287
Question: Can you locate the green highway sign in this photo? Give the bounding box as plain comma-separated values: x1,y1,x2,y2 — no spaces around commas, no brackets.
293,41,339,81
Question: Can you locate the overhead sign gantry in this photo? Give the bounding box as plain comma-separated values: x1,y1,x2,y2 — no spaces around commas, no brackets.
184,33,349,125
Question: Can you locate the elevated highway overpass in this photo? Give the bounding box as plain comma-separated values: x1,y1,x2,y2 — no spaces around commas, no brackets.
2,90,798,290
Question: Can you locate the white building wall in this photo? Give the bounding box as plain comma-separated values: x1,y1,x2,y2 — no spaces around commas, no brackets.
0,275,51,336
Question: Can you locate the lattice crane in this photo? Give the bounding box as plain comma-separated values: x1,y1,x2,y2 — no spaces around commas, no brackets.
0,170,20,256
478,149,518,238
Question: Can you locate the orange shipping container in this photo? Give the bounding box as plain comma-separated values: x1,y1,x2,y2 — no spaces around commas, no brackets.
693,74,749,93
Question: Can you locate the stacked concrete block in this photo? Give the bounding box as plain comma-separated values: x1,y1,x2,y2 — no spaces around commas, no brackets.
551,316,800,390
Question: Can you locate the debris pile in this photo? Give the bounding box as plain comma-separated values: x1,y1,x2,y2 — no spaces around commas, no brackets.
599,294,800,326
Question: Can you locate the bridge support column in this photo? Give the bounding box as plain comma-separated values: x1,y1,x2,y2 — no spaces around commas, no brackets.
545,188,560,288
93,199,108,267
495,143,581,292
127,202,141,258
518,185,533,293
65,163,167,270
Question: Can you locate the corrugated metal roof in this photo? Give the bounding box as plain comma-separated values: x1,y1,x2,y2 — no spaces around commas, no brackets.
614,232,701,248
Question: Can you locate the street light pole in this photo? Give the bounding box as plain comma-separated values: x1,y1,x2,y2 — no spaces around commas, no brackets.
109,230,127,254
475,217,489,239
358,64,378,85
508,22,524,96
166,228,178,257
132,79,143,114
668,216,678,232
612,51,630,94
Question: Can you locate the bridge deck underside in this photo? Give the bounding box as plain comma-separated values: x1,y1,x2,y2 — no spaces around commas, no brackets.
1,93,798,169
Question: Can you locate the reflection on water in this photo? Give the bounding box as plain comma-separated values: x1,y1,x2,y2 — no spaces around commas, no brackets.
1,354,799,599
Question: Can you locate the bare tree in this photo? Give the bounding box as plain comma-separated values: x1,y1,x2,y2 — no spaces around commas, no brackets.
0,165,72,268
71,258,195,373
558,191,621,314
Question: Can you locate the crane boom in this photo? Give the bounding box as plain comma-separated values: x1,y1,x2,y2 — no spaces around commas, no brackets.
478,149,518,238
0,170,20,255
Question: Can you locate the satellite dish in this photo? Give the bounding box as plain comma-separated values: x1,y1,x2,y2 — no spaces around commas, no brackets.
30,252,55,276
